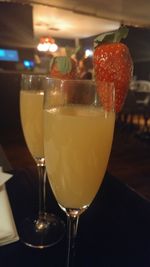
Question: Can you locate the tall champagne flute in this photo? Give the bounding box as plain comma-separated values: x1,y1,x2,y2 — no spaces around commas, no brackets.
19,74,65,248
43,78,115,265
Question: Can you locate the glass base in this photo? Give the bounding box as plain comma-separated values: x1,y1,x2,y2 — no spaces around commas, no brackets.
18,212,65,248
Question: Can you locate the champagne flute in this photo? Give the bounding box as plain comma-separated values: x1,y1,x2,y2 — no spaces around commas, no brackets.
43,78,115,265
19,74,65,248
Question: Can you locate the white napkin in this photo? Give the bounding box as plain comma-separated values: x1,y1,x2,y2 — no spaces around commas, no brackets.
0,167,19,246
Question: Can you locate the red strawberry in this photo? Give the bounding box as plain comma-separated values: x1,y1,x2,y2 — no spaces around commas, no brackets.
50,56,77,80
93,26,133,112
97,81,115,112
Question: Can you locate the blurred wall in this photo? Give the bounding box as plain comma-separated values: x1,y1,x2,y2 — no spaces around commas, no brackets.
0,72,21,131
0,2,34,48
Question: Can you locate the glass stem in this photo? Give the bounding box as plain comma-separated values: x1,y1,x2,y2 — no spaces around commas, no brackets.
66,213,79,267
36,158,46,218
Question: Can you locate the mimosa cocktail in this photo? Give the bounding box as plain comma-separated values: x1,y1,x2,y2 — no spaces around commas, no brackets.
20,90,44,159
43,78,115,266
44,105,115,209
19,74,65,248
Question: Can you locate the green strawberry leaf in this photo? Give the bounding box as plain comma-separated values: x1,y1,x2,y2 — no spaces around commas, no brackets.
50,46,80,74
94,26,129,48
55,56,72,74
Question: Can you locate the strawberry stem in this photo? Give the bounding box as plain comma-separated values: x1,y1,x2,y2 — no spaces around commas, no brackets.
94,26,129,48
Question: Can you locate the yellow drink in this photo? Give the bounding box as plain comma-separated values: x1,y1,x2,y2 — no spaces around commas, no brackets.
44,105,115,209
20,90,44,158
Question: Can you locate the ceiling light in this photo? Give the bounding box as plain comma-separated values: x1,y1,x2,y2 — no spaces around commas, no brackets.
85,49,93,57
37,36,58,52
49,43,58,52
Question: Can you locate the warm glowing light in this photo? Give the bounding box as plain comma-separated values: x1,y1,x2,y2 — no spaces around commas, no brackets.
85,49,93,57
49,43,58,52
37,43,50,52
37,36,58,52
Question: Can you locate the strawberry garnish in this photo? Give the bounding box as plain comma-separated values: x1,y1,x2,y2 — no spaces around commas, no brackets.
50,56,77,79
49,47,79,80
97,81,115,112
93,26,133,112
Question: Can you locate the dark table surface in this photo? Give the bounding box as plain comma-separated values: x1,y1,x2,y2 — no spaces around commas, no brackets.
1,168,150,267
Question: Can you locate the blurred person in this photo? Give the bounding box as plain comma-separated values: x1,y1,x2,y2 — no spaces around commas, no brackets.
79,57,93,80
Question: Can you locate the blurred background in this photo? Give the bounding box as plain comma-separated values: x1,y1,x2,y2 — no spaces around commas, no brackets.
1,0,150,199
0,1,149,77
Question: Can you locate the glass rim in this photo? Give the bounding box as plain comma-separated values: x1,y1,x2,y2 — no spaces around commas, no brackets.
21,73,46,79
44,77,115,86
